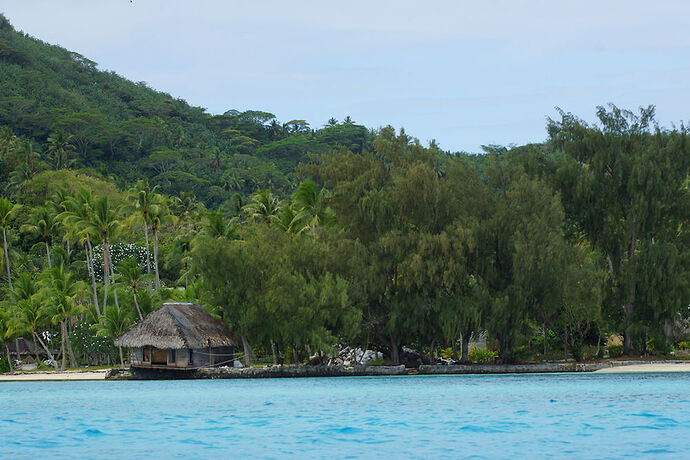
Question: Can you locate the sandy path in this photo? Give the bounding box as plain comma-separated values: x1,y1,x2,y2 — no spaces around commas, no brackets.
595,362,690,373
0,370,108,381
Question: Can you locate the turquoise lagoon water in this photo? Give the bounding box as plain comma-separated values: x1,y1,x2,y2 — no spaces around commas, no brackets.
1,373,689,459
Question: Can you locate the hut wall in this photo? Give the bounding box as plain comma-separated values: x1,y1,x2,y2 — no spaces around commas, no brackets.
212,347,235,366
131,348,143,365
192,348,211,366
175,349,189,368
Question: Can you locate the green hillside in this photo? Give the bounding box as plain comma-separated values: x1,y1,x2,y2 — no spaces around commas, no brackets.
0,13,370,208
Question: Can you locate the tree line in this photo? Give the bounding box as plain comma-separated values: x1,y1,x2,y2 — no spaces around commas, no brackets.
1,104,688,370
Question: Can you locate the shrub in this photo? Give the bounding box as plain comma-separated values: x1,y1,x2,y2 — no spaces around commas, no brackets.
608,345,624,357
0,355,9,373
676,341,690,350
468,347,498,364
440,347,454,359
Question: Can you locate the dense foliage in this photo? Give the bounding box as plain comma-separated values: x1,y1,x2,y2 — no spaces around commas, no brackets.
0,14,688,369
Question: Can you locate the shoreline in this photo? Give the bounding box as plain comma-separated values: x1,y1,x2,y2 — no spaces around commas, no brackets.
0,369,107,381
1,360,689,382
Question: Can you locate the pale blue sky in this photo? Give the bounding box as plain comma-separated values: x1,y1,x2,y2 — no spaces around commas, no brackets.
3,1,690,152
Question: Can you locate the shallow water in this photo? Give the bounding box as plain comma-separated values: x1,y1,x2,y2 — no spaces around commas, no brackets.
1,373,689,459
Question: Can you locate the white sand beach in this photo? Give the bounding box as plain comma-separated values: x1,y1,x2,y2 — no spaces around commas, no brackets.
595,362,690,373
0,370,107,381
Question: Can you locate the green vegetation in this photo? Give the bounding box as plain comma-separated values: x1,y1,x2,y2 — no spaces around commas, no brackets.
0,14,688,369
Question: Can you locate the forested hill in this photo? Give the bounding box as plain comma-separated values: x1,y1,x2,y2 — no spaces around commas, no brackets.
0,13,371,208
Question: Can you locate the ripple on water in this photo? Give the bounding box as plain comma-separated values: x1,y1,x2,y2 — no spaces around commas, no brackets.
0,373,688,458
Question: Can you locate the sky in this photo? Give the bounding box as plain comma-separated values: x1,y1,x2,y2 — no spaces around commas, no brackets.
3,1,690,153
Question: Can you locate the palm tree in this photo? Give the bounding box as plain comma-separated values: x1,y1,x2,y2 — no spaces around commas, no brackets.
40,264,87,370
86,196,119,315
205,211,239,240
13,273,58,368
94,307,133,369
46,129,75,170
275,203,299,236
171,192,199,223
0,197,19,291
128,179,161,294
15,140,39,171
0,306,17,373
242,189,280,224
60,190,101,315
0,126,17,158
20,205,58,268
148,205,167,291
292,180,336,240
117,257,146,320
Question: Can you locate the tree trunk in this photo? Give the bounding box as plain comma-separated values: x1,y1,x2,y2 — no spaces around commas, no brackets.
543,322,548,356
60,320,67,371
85,239,100,316
429,339,436,362
143,215,152,295
110,262,120,311
14,338,22,367
271,340,277,365
3,225,12,292
65,320,77,368
389,332,400,365
292,344,300,364
132,286,143,320
45,241,52,268
461,333,470,363
119,346,124,369
33,331,57,369
5,342,13,373
564,327,568,360
102,238,109,315
623,217,637,354
240,334,252,367
451,337,458,361
153,228,161,291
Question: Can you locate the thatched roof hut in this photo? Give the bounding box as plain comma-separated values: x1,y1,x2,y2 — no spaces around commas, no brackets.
115,303,234,369
115,303,233,349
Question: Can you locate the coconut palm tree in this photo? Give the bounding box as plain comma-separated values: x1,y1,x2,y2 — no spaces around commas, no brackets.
0,306,17,373
0,126,17,158
13,273,58,368
94,306,133,369
20,205,58,268
0,197,19,291
60,190,101,315
117,257,146,320
85,196,119,315
148,205,168,291
128,179,162,294
205,211,239,240
292,180,336,240
242,189,280,225
46,129,75,170
40,264,87,370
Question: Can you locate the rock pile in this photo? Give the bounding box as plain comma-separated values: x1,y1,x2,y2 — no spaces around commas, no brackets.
327,347,384,366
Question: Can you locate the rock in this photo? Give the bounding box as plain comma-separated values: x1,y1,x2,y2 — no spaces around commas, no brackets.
233,359,243,368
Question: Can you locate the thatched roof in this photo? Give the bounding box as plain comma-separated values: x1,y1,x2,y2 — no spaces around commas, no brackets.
114,303,234,349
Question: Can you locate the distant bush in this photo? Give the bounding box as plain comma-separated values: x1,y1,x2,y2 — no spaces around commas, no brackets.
677,341,690,350
468,347,498,364
608,345,624,357
0,354,9,373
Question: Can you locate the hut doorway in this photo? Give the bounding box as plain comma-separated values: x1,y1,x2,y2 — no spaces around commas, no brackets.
151,348,167,365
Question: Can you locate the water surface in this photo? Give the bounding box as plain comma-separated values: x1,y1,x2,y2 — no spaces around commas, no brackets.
1,373,689,458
